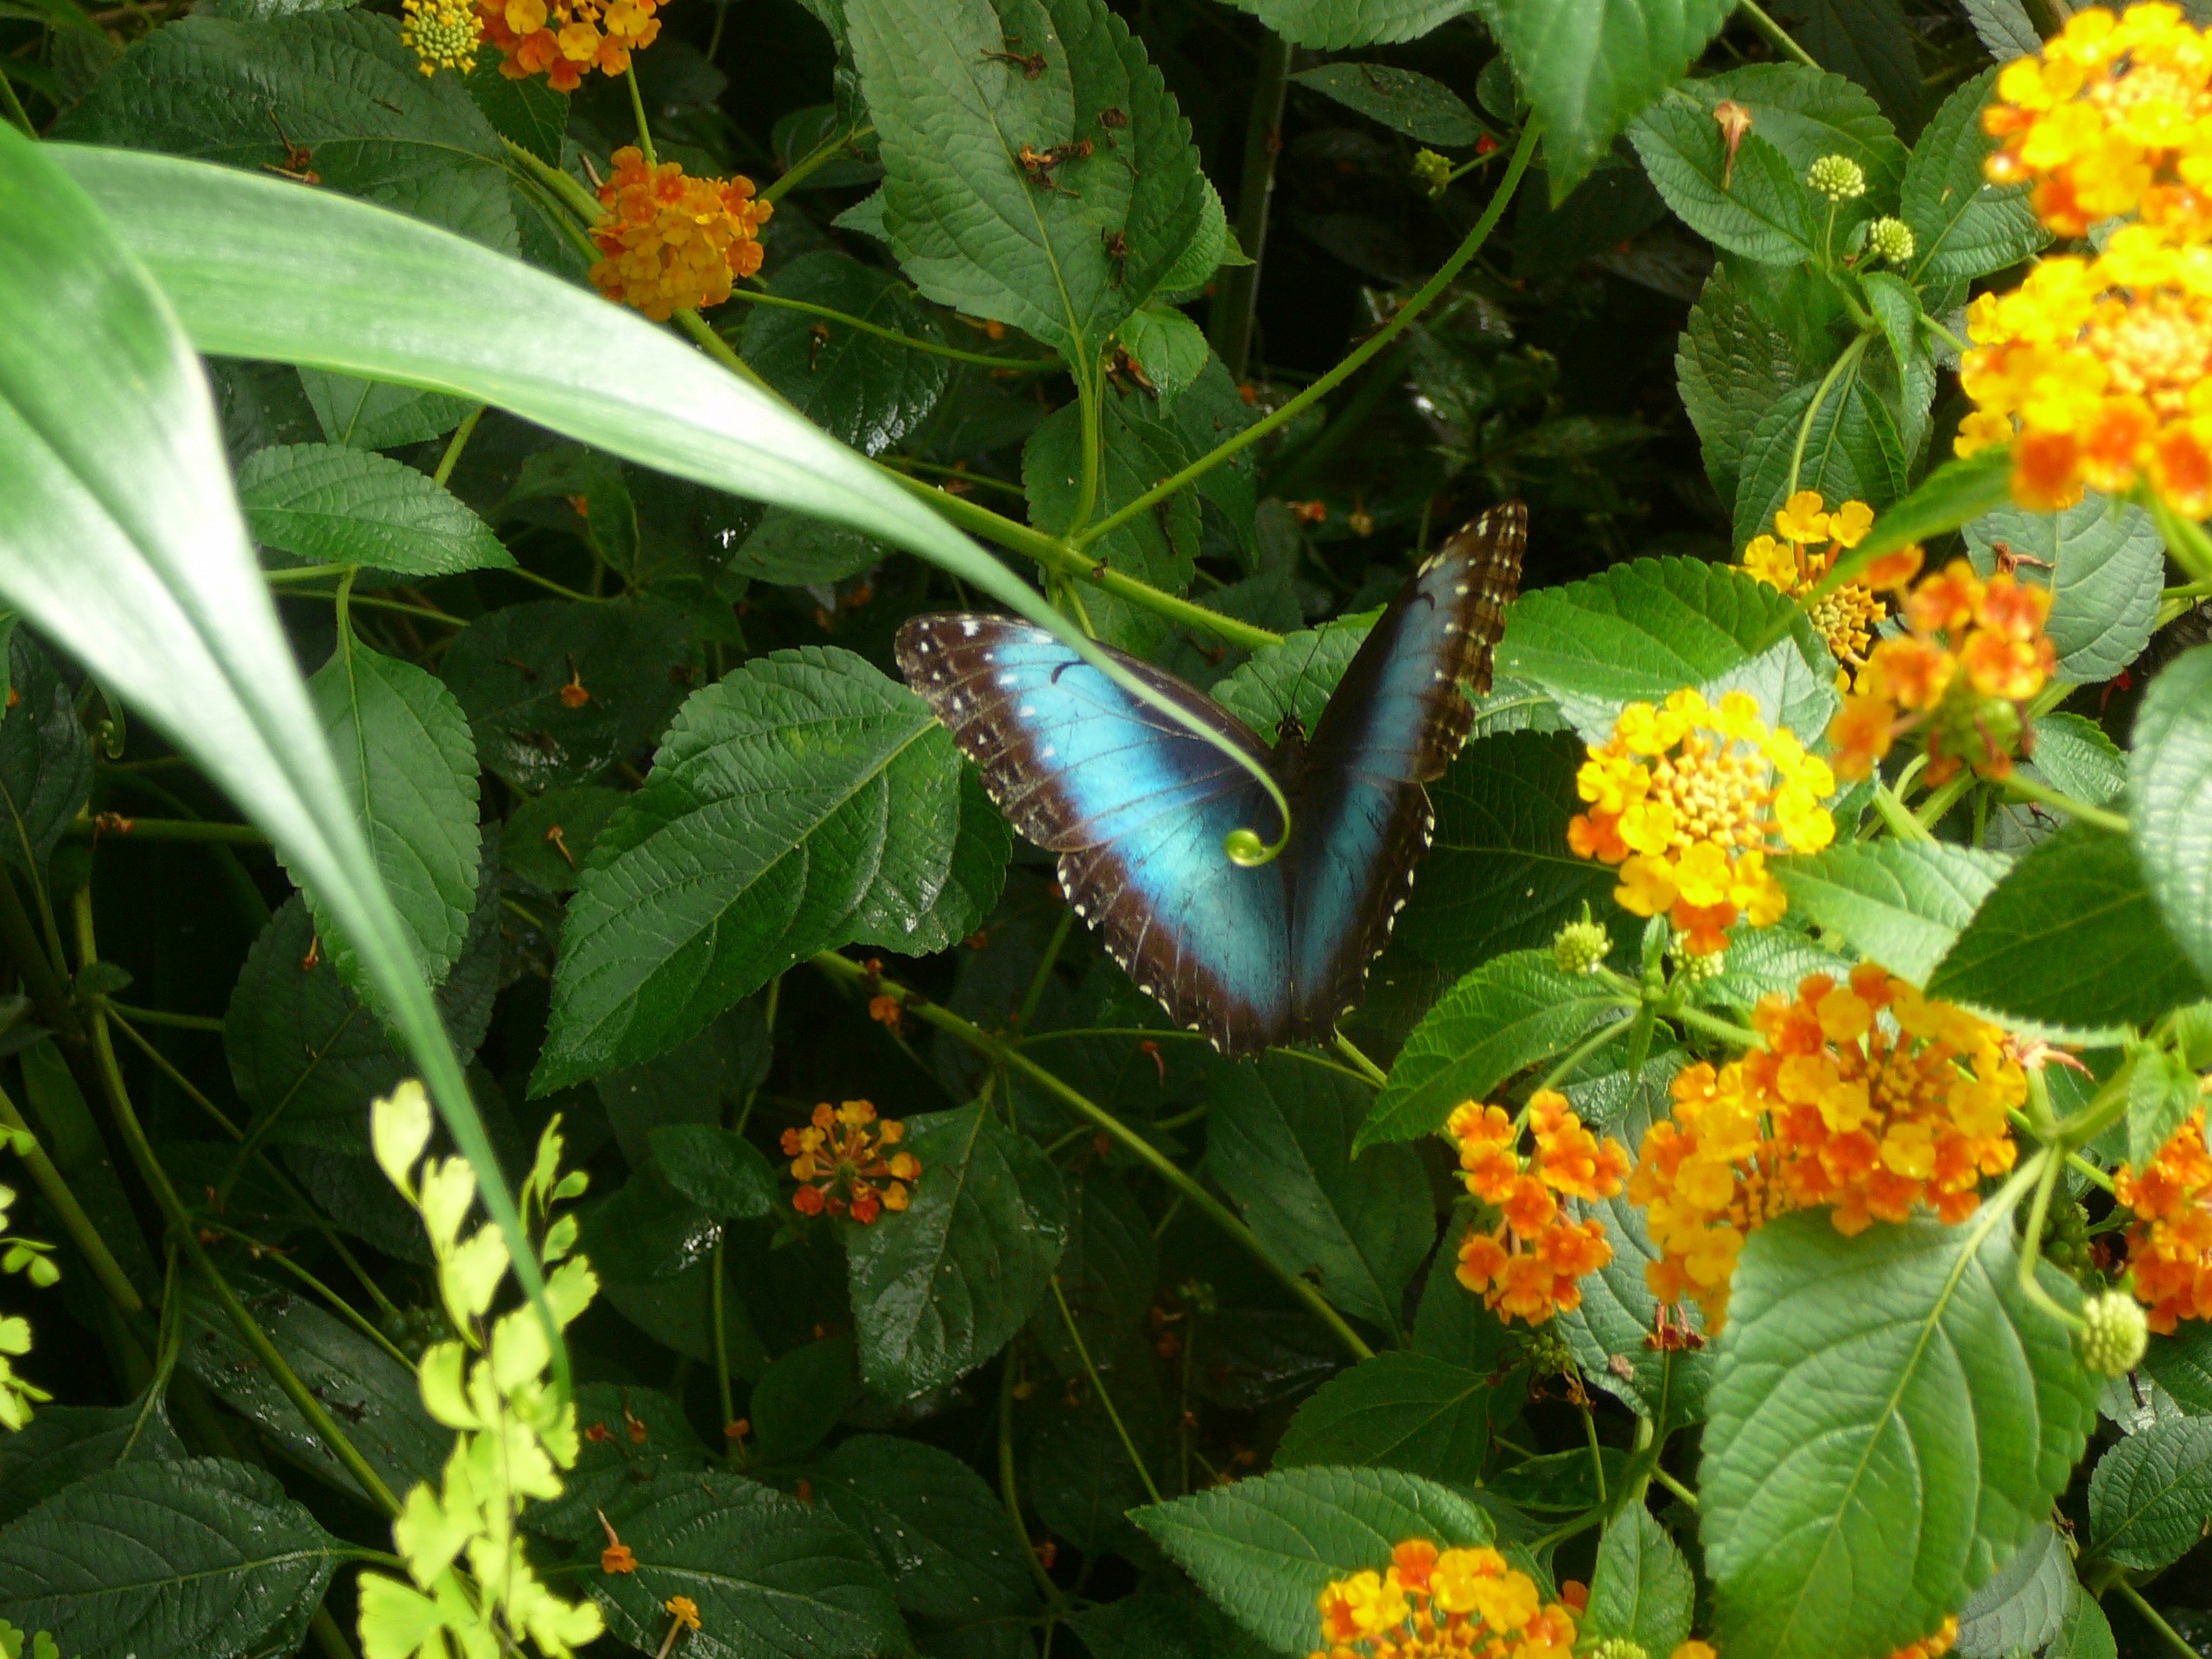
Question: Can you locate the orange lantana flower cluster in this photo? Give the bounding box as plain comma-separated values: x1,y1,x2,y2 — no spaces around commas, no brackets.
1826,555,2057,785
478,0,658,89
1961,5,2212,514
589,148,772,321
1567,689,1836,956
782,1100,918,1224
1448,1091,1628,1326
1630,966,2024,1329
1740,491,1895,681
2115,1106,2212,1331
1309,1540,1578,1659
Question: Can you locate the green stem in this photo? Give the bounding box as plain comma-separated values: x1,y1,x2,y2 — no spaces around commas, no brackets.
1914,770,1974,833
1872,779,1937,843
1580,1402,1608,1503
1736,0,1824,69
674,307,773,392
1052,1277,1163,1504
1651,1465,1699,1509
0,1084,145,1316
274,588,467,627
202,1220,416,1370
2000,772,2129,835
1530,1012,1638,1096
433,405,486,487
760,122,876,206
263,563,354,586
1787,334,1872,505
503,137,604,227
813,951,1375,1361
2015,1147,2083,1331
625,65,657,168
1080,117,1541,552
309,1606,362,1659
2010,1109,2115,1192
1209,28,1294,380
66,816,268,845
2113,1580,2202,1659
0,69,33,140
1667,1004,1763,1048
720,288,1061,370
711,1233,734,1440
504,564,612,605
2150,491,2212,586
998,1350,1061,1605
107,1002,226,1033
885,457,1031,500
1332,1033,1389,1088
1071,365,1103,534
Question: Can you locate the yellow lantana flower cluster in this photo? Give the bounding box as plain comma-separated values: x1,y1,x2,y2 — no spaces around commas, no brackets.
1447,1091,1628,1326
1740,491,1894,682
1961,4,2212,514
1310,1540,1578,1659
2114,1107,2212,1332
1567,690,1836,956
589,146,772,321
477,0,658,90
1629,966,2023,1330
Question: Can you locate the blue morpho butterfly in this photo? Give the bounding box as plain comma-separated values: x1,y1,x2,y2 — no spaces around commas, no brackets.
894,501,1525,1056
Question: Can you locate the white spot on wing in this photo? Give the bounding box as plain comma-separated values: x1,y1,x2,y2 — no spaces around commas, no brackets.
962,620,979,636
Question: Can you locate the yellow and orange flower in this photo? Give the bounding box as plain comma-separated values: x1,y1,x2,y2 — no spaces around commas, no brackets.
1891,1618,1961,1659
588,147,772,321
1567,689,1836,956
1448,1091,1629,1326
478,0,658,88
1309,1540,1578,1659
781,1100,918,1224
1826,556,2056,785
400,0,484,73
1740,492,1889,682
2115,1106,2212,1331
1630,966,2023,1329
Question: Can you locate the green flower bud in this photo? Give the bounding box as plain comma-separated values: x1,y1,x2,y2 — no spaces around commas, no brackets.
1866,215,1916,265
1591,1642,1652,1659
2082,1289,2149,1376
1808,154,1868,201
1554,915,1611,975
1411,149,1454,198
1672,947,1726,984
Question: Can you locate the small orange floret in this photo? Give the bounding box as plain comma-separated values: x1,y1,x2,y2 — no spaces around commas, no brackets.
1447,1090,1629,1326
2116,1108,2212,1332
782,1100,918,1224
1306,1539,1577,1659
588,147,772,321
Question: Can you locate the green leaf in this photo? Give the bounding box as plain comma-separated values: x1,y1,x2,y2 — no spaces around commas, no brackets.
650,1122,778,1220
1130,1467,1497,1655
1904,68,2047,283
2145,1322,2212,1414
1953,1522,2071,1659
180,1270,446,1501
812,1434,1040,1619
1630,111,1824,265
503,783,625,894
52,12,518,252
2128,1047,2201,1171
0,1395,183,1529
537,647,959,1090
729,508,887,587
1358,950,1629,1149
1069,1597,1239,1659
2032,713,2127,808
750,1333,857,1462
237,442,513,577
440,597,695,794
1961,0,2041,63
1029,1391,1165,1554
848,0,1207,362
1396,732,1625,980
581,1164,722,1282
0,1457,338,1659
464,54,567,163
2088,1416,2212,1572
1290,63,1483,145
1475,0,1736,197
2046,1586,2118,1659
1773,841,2011,983
588,1471,913,1659
1928,825,2208,1036
1030,1169,1158,1380
307,638,481,993
594,1003,771,1166
1650,61,1908,194
1213,614,1376,742
1679,263,1812,504
524,1383,710,1544
1119,302,1210,402
1583,1505,1695,1659
1025,396,1198,651
298,368,474,449
1273,1351,1493,1484
1965,492,2162,683
1701,1209,2099,1659
742,251,950,458
846,1102,1068,1401
1733,356,1909,551
1216,0,1472,48
2129,646,2212,988
1495,556,1825,742
0,632,90,877
1209,1054,1430,1332
873,766,1012,957
1778,0,1923,135
1829,448,2018,583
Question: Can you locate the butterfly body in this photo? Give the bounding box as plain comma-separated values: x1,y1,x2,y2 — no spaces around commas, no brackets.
895,502,1524,1054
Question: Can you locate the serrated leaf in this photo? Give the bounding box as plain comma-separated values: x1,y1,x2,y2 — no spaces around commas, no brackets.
1679,263,1810,503
306,638,481,994
1777,0,1923,135
1291,63,1482,145
2032,713,2127,808
1954,1522,2071,1659
536,647,960,1090
2145,1321,2212,1414
1827,448,2017,583
52,11,518,252
1495,556,1827,742
0,1395,183,1529
849,0,1207,361
750,1333,856,1462
1960,0,2040,62
588,1471,913,1659
1630,108,1824,264
238,442,512,577
2088,1416,2212,1571
1583,1505,1694,1658
464,55,567,163
1119,303,1209,402
1208,1053,1431,1333
1904,68,2047,283
1274,1352,1493,1484
1212,614,1376,742
297,369,474,449
1928,824,2208,1035
1965,492,2161,683
1396,732,1625,979
594,1003,771,1166
1474,0,1735,197
503,783,625,893
1029,1169,1157,1380
846,1102,1068,1400
0,632,89,877
812,1435,1039,1620
1774,841,2011,983
2128,1047,2200,1171
2046,1586,2118,1659
1131,1467,1497,1655
1025,395,1198,651
730,507,887,587
524,1383,709,1543
1217,0,1471,48
649,1122,777,1220
2129,646,2212,988
1646,61,1908,195
1733,356,1909,551
742,251,949,457
1357,950,1630,1148
869,765,1012,957
0,1457,339,1659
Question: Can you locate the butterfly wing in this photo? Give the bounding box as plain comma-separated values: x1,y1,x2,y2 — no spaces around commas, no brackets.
1287,502,1526,1038
895,616,1294,1053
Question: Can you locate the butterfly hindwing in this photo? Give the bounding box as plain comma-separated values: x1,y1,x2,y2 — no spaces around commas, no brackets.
893,616,1294,1051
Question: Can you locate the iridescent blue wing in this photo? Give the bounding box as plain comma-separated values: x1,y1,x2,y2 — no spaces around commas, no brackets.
894,616,1294,1053
1288,502,1526,1037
